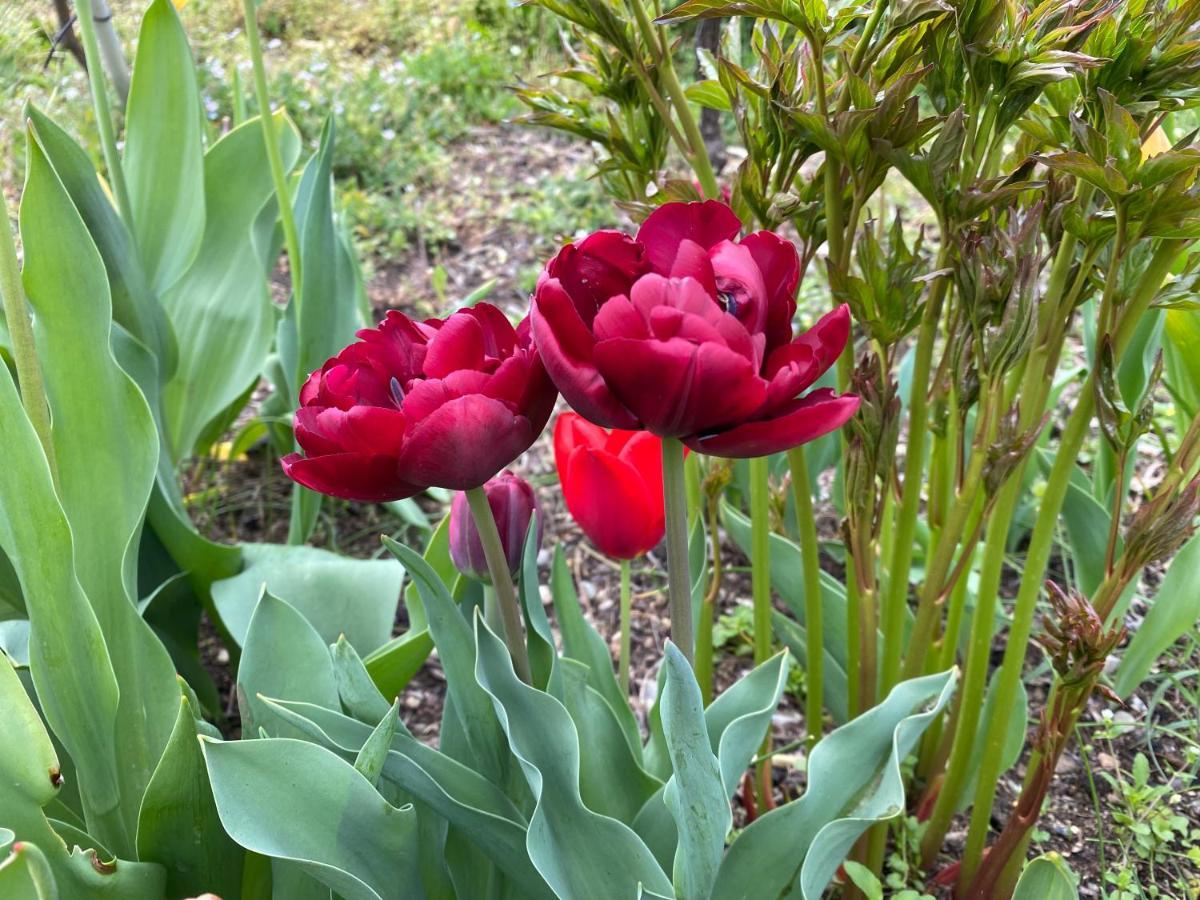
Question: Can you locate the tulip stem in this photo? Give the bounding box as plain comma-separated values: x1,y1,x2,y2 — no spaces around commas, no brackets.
786,447,822,750
662,437,694,663
466,486,532,683
749,454,774,804
619,558,632,695
0,200,56,481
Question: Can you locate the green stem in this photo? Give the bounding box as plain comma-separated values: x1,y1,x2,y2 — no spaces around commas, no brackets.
749,456,772,667
696,492,722,705
0,200,56,479
73,0,133,226
787,447,823,748
959,238,1182,883
882,259,950,690
619,558,632,695
242,0,304,299
662,438,694,662
465,487,532,683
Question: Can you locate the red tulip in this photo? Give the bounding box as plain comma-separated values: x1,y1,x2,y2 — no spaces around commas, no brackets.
449,471,542,581
531,200,859,457
282,304,556,501
553,412,675,560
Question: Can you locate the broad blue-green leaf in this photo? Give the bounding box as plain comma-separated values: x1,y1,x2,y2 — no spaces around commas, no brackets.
474,617,674,899
213,543,402,654
518,514,556,690
634,651,789,870
1012,853,1078,900
20,132,178,854
202,737,421,900
24,104,175,372
355,702,400,786
558,659,662,823
237,591,339,736
661,643,728,900
332,636,393,723
258,696,553,899
123,0,205,292
0,836,57,898
160,112,301,459
135,694,243,899
711,669,957,899
384,538,511,785
770,611,849,723
549,546,642,757
0,656,166,898
1115,532,1200,697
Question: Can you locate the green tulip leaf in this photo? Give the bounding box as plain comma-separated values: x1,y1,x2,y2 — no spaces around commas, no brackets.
770,611,849,723
557,658,662,823
518,513,556,690
710,668,957,899
333,635,394,723
123,0,205,293
23,104,175,372
237,590,339,736
0,656,167,898
1012,853,1078,900
201,737,421,900
256,697,553,899
383,537,511,786
473,616,674,899
0,837,57,898
20,130,181,853
213,542,402,654
355,701,400,787
135,694,243,899
549,546,642,758
160,112,301,460
661,643,729,900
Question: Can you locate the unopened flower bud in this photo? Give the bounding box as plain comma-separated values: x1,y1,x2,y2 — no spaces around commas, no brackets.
449,471,542,582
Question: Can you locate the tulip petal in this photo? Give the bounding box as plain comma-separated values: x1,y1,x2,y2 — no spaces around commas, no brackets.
553,412,610,465
685,390,860,458
532,279,639,428
593,336,766,437
295,405,408,457
741,230,800,353
423,311,486,378
546,230,647,325
281,452,421,502
637,200,742,274
396,394,537,490
562,447,664,559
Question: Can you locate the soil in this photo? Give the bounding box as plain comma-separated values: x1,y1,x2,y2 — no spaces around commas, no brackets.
189,122,1200,898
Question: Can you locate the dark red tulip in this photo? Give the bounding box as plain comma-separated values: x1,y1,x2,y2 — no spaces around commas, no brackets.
449,471,542,581
282,304,556,501
531,200,859,457
553,412,673,560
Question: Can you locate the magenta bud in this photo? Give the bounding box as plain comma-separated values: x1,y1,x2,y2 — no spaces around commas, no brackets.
449,471,543,582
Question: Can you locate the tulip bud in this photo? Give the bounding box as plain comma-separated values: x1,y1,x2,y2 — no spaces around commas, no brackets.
449,471,543,583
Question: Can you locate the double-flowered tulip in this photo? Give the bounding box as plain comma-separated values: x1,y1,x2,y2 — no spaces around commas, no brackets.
449,471,542,581
531,200,858,456
553,412,671,560
282,304,556,501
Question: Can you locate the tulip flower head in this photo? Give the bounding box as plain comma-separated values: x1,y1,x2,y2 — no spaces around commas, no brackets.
532,200,859,457
449,471,542,582
282,304,556,501
553,412,675,560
